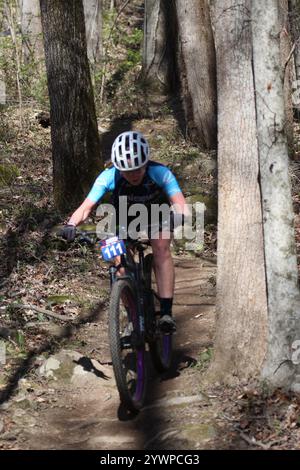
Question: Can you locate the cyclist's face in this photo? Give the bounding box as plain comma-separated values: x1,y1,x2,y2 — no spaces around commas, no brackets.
121,166,146,185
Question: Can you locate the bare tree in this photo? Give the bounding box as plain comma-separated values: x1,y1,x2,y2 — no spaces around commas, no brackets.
289,0,300,85
4,1,23,126
20,0,43,63
175,0,217,149
279,0,294,157
209,0,268,382
252,0,300,389
142,0,217,149
20,0,102,65
83,0,102,64
210,0,300,390
40,0,102,212
142,0,170,91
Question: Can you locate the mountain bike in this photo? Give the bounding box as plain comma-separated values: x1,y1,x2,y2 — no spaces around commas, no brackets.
76,229,173,412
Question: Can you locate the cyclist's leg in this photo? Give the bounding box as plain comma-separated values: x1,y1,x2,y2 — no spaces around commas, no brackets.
150,233,174,297
150,231,176,332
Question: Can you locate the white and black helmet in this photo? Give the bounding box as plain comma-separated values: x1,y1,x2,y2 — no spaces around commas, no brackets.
111,131,150,171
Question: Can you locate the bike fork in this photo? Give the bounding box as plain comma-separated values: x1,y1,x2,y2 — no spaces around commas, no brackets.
109,265,117,286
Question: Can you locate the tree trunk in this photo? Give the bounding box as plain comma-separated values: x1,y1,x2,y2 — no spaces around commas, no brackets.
4,1,23,126
20,0,103,65
175,0,217,150
40,0,102,212
289,0,300,85
279,0,294,158
210,0,268,382
142,0,170,91
252,0,300,389
20,0,43,62
83,0,102,64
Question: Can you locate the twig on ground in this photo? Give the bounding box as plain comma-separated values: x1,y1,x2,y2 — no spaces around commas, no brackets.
234,425,270,450
232,424,282,450
10,303,73,322
45,266,54,278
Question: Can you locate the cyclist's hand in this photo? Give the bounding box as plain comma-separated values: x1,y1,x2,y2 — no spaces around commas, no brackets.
61,224,76,242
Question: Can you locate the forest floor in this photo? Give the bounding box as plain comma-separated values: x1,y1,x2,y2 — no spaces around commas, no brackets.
1,106,300,450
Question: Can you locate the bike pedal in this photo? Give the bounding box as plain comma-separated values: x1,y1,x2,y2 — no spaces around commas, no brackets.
158,315,177,334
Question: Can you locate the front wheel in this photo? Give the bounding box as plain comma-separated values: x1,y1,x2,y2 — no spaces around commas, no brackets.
144,254,173,373
109,279,147,411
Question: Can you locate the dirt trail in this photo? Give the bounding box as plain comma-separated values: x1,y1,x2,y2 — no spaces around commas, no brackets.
0,256,217,450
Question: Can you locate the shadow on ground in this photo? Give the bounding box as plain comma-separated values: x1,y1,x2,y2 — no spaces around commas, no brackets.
0,300,106,405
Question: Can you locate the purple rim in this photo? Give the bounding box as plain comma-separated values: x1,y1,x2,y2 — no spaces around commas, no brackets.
124,289,145,404
162,335,171,365
135,350,145,402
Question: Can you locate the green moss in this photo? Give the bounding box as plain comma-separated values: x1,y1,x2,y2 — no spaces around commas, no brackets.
46,295,75,305
0,163,20,187
53,357,76,381
0,221,6,233
15,399,32,410
172,237,204,256
66,339,87,349
74,260,90,273
182,423,216,442
123,28,143,48
192,347,214,371
0,374,7,387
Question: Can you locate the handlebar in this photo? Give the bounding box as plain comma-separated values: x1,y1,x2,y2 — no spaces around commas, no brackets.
59,218,175,247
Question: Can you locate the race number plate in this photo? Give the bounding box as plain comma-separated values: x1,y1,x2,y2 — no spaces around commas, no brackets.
101,238,126,261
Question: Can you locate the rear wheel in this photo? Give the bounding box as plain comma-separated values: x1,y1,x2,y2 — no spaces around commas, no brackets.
144,254,173,373
109,279,147,411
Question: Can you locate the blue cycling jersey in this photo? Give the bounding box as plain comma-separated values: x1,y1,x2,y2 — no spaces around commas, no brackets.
87,161,181,205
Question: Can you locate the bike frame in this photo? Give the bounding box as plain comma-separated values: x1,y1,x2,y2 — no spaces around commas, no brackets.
75,230,155,346
74,229,172,410
108,242,149,344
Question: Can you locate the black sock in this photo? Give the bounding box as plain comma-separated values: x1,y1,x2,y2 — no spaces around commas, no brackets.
160,298,173,317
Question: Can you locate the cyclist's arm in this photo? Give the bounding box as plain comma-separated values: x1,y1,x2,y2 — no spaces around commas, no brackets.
68,198,96,226
68,167,116,226
169,192,190,216
148,164,190,216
